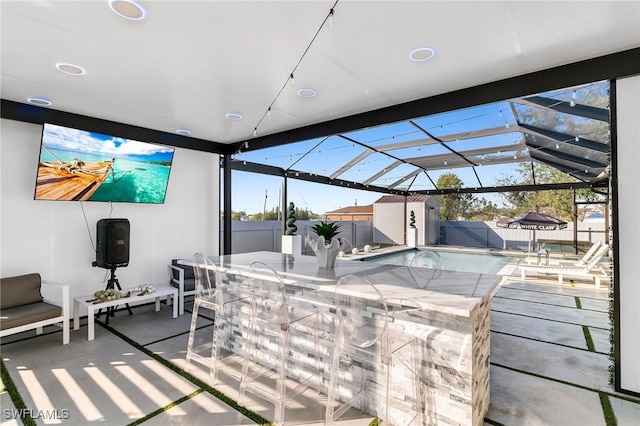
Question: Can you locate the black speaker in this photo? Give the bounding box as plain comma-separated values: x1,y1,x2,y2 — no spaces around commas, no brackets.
95,218,130,268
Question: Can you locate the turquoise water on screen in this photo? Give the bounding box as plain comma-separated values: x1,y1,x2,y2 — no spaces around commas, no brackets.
40,148,171,203
366,249,517,274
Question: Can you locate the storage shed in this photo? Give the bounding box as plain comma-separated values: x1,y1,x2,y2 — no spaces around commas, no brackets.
373,195,439,246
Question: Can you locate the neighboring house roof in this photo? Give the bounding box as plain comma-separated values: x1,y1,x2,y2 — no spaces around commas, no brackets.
374,194,432,203
325,205,373,214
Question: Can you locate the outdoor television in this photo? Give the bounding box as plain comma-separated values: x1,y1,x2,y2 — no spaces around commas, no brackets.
34,123,175,203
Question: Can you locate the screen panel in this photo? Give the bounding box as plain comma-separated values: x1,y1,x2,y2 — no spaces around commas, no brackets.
35,123,175,203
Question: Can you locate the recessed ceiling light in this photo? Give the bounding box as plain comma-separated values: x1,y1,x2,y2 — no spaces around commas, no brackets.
108,0,146,21
225,113,243,121
409,47,436,62
176,129,191,136
27,97,52,106
56,62,86,75
297,88,317,98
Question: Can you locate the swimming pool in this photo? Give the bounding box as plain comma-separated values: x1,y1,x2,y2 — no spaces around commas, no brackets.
364,249,518,275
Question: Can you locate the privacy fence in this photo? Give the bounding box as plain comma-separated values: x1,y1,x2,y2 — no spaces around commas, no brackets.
225,220,606,254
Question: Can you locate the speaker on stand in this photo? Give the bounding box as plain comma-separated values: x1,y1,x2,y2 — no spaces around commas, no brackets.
92,218,132,322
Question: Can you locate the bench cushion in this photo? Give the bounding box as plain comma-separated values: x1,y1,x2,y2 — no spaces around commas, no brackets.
0,302,62,331
0,273,43,310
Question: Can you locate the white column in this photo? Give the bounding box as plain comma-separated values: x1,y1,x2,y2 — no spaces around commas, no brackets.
616,76,640,394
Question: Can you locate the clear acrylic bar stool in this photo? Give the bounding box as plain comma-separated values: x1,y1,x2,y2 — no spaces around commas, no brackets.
238,261,327,425
184,253,249,384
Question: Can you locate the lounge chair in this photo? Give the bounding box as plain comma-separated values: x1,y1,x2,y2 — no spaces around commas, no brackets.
518,244,609,288
524,240,605,266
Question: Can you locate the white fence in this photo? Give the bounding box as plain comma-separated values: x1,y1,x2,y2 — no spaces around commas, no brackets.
224,219,606,254
439,220,606,252
223,220,375,255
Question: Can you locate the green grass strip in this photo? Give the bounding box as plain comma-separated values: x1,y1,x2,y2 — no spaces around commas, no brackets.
127,389,203,426
491,362,640,405
583,325,596,352
495,295,586,311
367,417,380,426
142,322,213,348
501,285,607,302
575,296,582,309
495,294,605,313
97,321,273,425
491,330,607,355
0,359,36,426
484,418,507,426
491,309,609,330
599,392,617,426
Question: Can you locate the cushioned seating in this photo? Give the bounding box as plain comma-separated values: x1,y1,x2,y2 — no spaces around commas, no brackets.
169,259,196,315
1,303,62,331
0,273,69,344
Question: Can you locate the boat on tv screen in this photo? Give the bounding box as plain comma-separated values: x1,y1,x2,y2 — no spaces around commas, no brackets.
35,123,175,203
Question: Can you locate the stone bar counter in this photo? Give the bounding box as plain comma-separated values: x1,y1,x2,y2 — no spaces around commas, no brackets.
182,251,500,426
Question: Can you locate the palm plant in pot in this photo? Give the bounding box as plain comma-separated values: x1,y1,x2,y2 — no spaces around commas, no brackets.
306,221,345,268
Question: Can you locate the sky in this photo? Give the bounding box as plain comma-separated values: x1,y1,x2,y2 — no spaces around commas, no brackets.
228,81,608,215
229,99,529,214
231,170,385,215
42,123,175,163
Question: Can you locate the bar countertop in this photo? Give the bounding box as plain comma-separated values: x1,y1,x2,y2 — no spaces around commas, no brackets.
182,251,501,318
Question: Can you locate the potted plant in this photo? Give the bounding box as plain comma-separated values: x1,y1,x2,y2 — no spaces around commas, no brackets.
408,210,418,248
282,202,302,255
306,220,345,268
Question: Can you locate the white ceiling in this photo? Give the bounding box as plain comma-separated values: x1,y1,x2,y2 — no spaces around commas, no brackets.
2,1,639,146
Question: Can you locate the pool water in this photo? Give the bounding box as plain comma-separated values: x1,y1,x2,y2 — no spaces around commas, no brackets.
365,249,517,274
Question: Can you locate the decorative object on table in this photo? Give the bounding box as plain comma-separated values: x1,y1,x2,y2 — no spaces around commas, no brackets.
282,202,303,255
134,283,156,296
306,220,345,268
364,244,372,253
88,288,125,303
352,247,360,255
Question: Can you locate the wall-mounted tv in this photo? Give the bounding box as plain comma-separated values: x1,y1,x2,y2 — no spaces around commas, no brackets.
35,123,175,203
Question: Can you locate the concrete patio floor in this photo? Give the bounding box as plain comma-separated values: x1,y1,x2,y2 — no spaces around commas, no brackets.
1,273,639,425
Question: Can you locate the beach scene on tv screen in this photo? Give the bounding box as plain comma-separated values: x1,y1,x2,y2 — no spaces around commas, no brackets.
35,123,175,203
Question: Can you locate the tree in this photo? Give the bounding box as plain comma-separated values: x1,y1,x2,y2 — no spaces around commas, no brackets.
231,211,247,221
294,208,320,221
496,163,604,220
468,198,501,221
435,173,474,220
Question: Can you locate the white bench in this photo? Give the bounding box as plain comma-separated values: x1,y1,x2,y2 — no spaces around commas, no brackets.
73,284,178,341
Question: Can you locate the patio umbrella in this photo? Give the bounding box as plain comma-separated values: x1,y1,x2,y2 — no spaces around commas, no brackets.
496,211,568,253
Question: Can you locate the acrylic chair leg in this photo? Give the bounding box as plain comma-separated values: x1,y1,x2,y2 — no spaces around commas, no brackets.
271,330,288,424
210,315,218,382
238,317,256,404
325,330,344,425
185,302,200,372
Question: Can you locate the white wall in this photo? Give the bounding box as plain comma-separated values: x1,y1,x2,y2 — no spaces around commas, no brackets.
616,76,640,394
426,197,439,245
0,119,219,306
406,201,425,245
374,202,405,245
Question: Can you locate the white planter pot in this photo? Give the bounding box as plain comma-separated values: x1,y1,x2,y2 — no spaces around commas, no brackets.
282,234,302,255
407,227,418,248
305,235,345,268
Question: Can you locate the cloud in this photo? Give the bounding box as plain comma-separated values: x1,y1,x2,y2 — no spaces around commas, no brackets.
43,124,173,156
